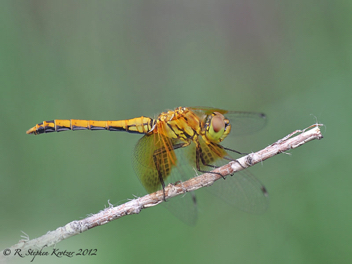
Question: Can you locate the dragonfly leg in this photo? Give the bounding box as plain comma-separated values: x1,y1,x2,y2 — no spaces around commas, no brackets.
152,141,190,201
222,146,248,155
195,142,225,179
152,153,167,201
219,146,247,173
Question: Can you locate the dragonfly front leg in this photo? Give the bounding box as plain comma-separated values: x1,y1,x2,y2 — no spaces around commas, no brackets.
221,146,249,156
218,145,247,172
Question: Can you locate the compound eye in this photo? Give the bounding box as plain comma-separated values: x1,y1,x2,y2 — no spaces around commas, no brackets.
211,115,225,133
206,112,225,142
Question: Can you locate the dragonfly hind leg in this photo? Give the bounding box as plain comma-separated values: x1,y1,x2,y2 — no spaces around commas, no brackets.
152,153,167,201
152,142,190,201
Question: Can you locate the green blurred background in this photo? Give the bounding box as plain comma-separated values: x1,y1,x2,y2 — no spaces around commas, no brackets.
1,1,350,263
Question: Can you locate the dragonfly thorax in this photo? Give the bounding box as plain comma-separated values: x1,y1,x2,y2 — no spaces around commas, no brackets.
151,107,202,142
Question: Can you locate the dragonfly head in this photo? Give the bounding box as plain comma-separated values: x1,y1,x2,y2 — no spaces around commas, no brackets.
205,112,231,143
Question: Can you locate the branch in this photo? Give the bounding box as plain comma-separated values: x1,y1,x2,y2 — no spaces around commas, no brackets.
1,123,323,260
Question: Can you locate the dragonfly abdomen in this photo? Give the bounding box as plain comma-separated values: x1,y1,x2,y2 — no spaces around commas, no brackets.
26,117,153,135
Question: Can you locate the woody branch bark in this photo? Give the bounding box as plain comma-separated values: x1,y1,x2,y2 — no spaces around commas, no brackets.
1,123,323,260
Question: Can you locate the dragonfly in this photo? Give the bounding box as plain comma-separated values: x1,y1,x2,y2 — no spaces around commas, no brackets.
26,106,268,222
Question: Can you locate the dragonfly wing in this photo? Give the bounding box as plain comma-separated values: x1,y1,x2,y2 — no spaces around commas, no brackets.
162,188,198,225
163,140,198,225
209,169,269,214
132,133,198,225
189,106,229,116
132,132,177,193
185,136,269,214
225,111,267,136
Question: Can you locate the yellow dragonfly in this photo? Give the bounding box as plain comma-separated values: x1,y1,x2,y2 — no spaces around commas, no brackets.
26,106,268,220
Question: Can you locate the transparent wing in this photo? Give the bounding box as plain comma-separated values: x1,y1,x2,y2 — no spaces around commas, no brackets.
132,133,198,225
209,168,269,214
163,140,200,225
133,130,182,193
184,136,268,214
162,144,198,225
189,106,229,115
225,111,267,136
